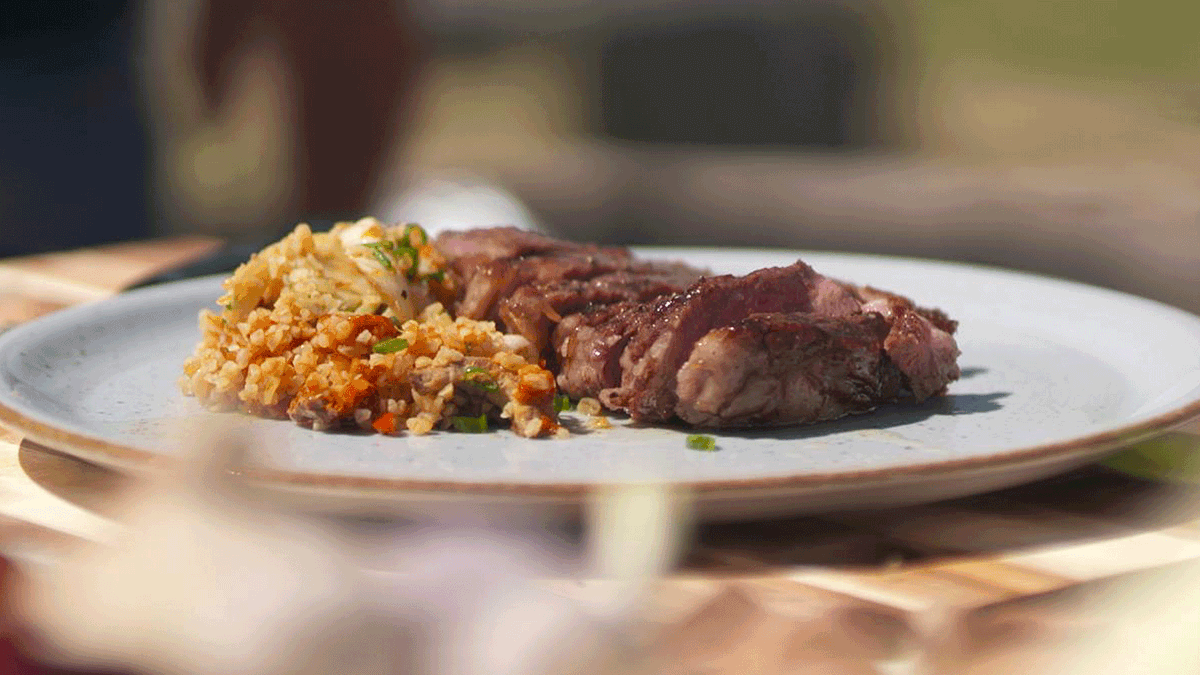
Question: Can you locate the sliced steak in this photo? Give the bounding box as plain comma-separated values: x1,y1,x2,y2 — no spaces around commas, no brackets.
847,284,958,335
435,226,583,261
498,265,704,356
604,261,863,421
435,227,962,428
553,302,642,399
436,227,636,320
675,312,905,427
847,285,961,400
437,227,707,345
451,249,635,321
877,306,960,400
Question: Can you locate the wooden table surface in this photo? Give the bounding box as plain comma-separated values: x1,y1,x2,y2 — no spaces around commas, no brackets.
2,237,1200,673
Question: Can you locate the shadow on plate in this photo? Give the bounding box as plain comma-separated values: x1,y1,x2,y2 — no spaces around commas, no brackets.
688,390,1011,442
959,366,988,379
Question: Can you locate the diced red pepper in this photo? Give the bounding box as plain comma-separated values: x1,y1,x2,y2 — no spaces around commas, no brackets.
372,412,398,434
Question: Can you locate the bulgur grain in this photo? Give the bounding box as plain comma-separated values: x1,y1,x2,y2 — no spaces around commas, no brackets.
180,219,561,437
577,397,602,416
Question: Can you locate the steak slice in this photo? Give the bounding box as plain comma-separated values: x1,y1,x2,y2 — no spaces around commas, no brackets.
553,302,642,399
436,227,708,350
845,284,961,400
435,227,637,321
498,265,704,357
604,261,863,421
674,312,905,427
877,305,961,400
435,226,583,261
452,249,636,321
846,284,958,335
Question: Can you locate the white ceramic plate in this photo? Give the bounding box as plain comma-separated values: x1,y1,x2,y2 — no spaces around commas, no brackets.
3,249,1200,518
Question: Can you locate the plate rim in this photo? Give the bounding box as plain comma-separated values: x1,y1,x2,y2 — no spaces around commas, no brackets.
2,389,1195,497
2,249,1200,498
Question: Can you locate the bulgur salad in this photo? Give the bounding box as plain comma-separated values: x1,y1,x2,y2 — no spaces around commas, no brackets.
179,218,570,438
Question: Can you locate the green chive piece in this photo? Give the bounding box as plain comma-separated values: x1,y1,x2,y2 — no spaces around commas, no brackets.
451,414,488,433
425,270,446,283
398,246,419,279
372,337,409,354
363,242,394,271
553,394,572,412
404,223,428,246
462,366,499,392
686,434,718,451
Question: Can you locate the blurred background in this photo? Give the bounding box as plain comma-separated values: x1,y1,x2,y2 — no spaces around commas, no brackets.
3,0,1199,311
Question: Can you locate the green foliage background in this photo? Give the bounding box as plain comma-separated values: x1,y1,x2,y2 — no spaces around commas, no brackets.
920,0,1200,80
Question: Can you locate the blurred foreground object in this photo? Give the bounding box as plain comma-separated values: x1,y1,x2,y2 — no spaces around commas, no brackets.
10,432,687,675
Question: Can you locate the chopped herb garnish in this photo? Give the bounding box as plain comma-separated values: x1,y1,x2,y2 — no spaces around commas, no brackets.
404,223,428,246
462,366,499,392
397,246,419,278
223,302,233,311
686,434,718,451
372,337,409,354
451,414,488,433
553,394,572,412
363,242,395,271
361,231,442,284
